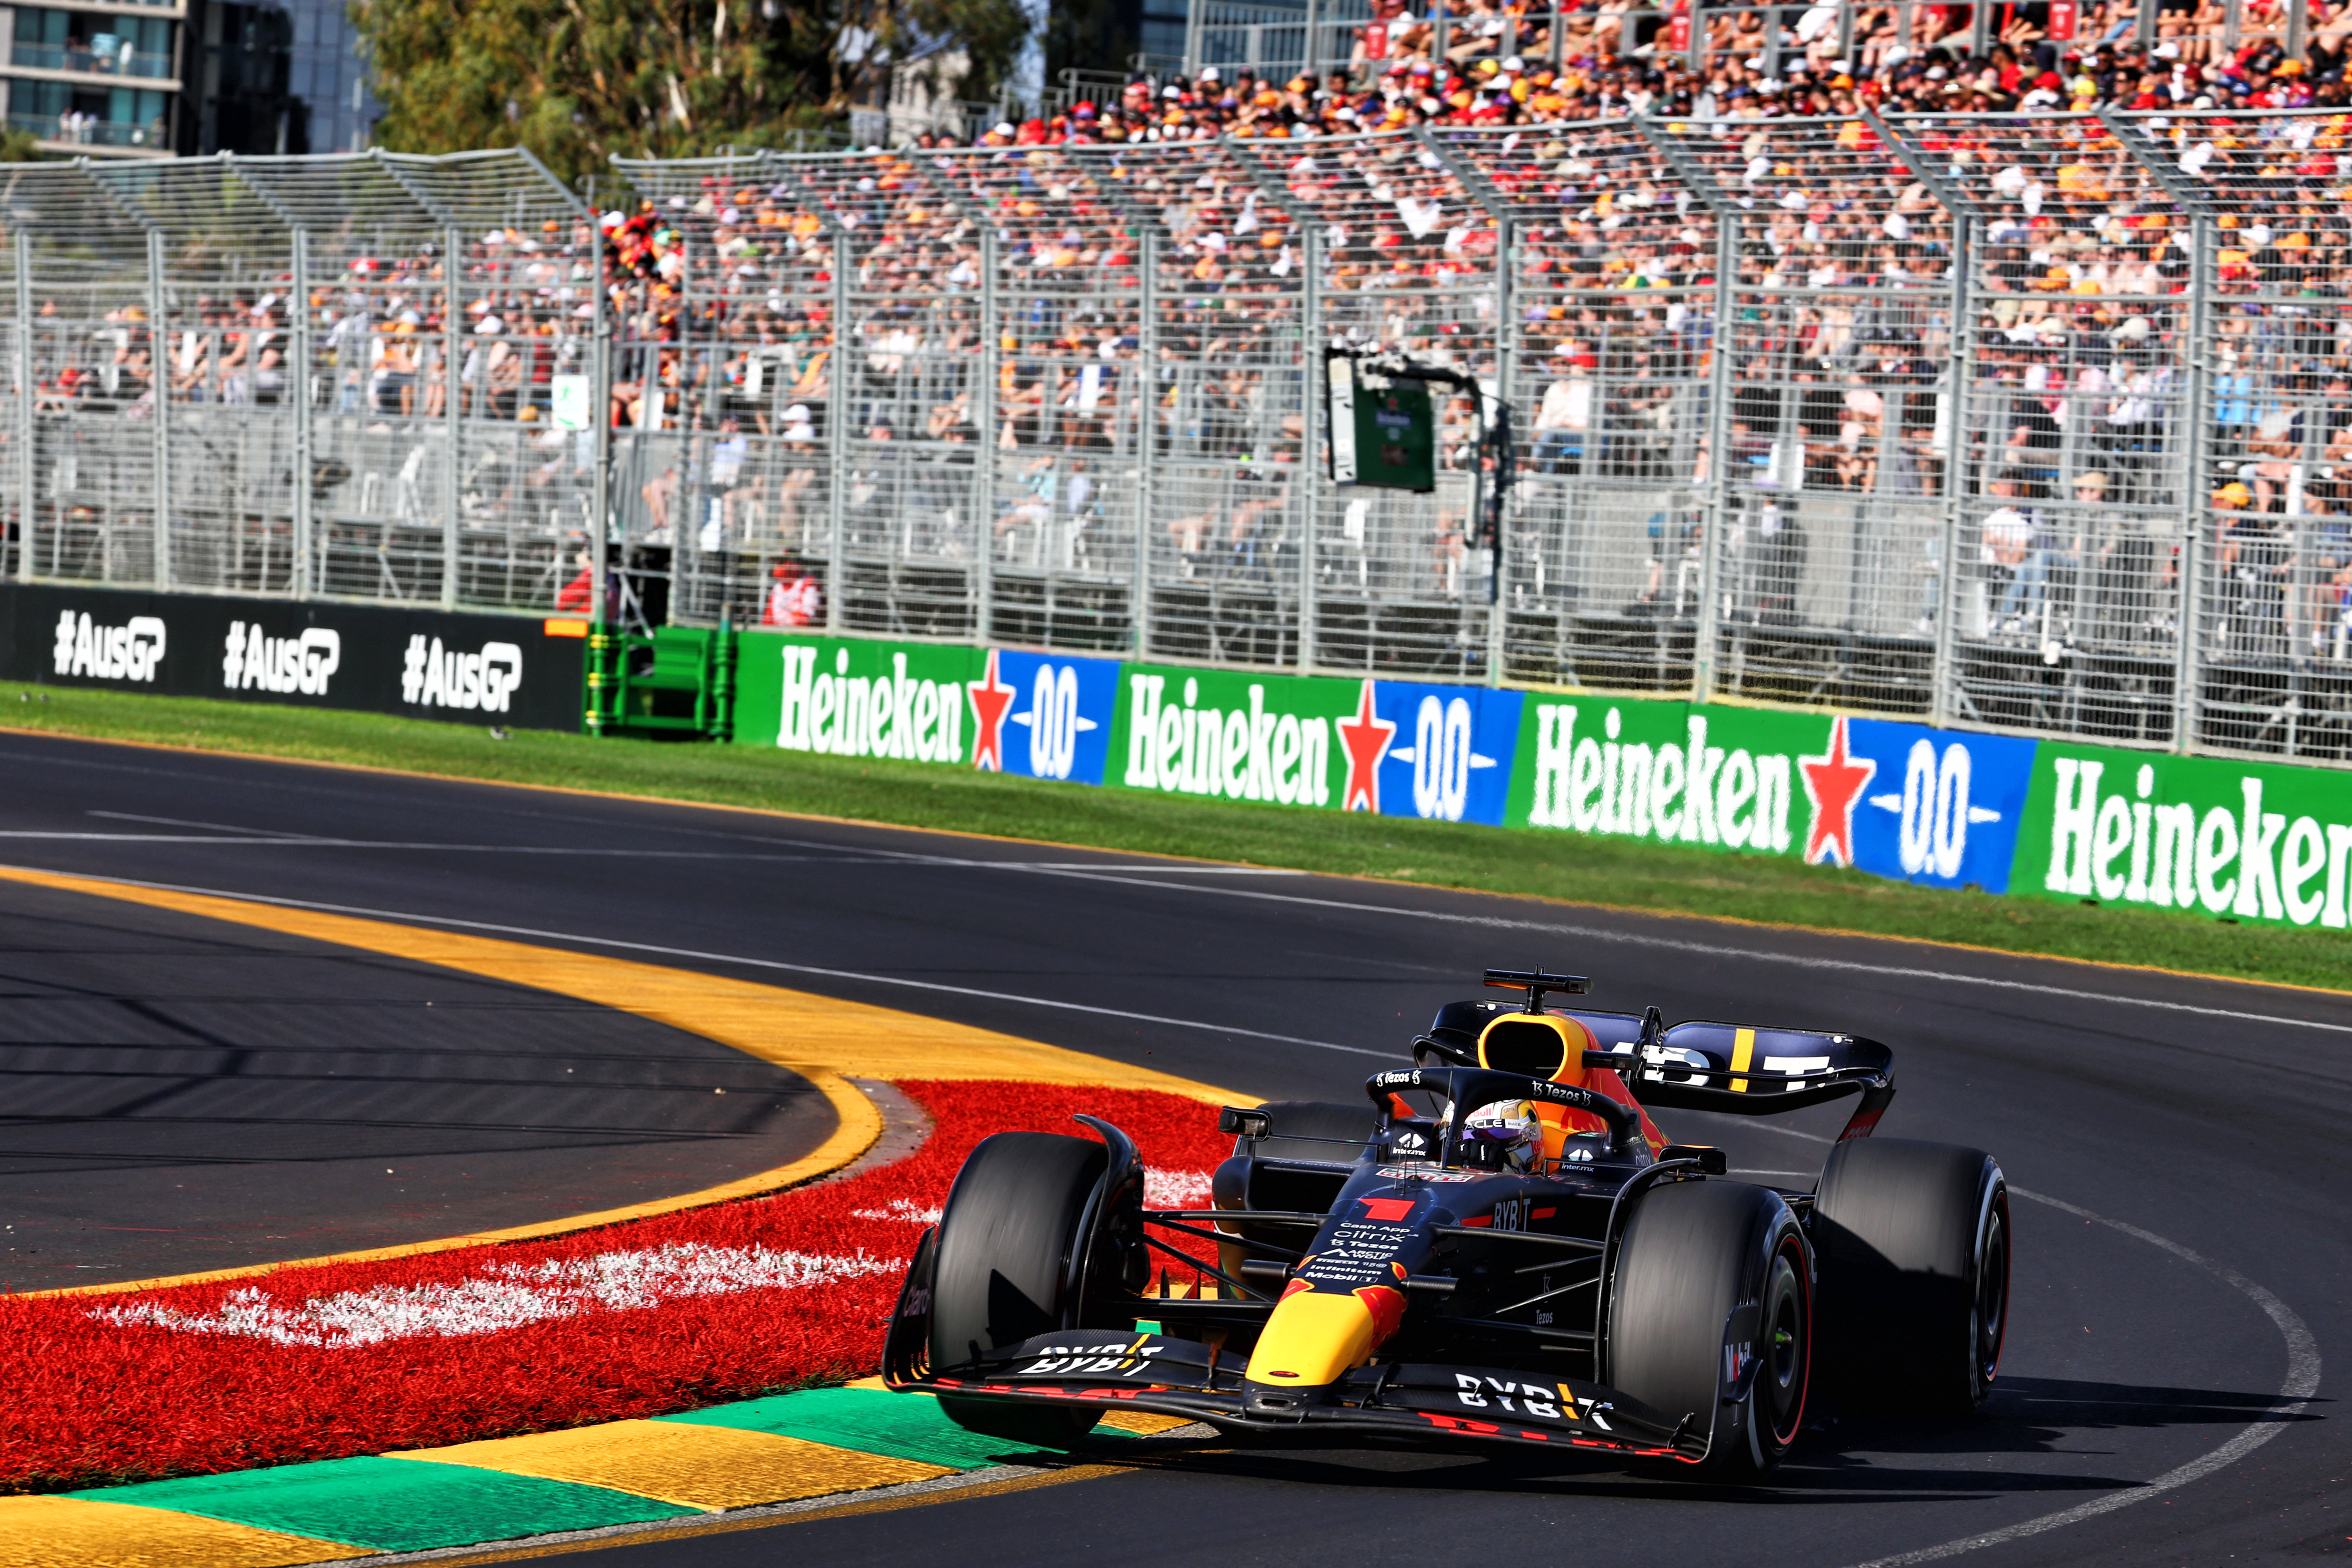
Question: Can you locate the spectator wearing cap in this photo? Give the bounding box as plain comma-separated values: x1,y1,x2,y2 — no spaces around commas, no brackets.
2216,477,2292,654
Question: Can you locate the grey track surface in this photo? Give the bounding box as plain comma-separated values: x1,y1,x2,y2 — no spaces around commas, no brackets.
0,728,2343,1564
0,871,833,1288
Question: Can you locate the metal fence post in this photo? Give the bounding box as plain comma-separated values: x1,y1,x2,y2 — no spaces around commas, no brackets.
443,224,463,608
1928,212,1973,728
590,223,611,633
974,227,1000,644
13,232,33,583
1629,114,1735,702
1136,228,1157,657
1298,223,1319,675
2174,212,2216,754
290,226,314,598
1691,208,1736,702
827,227,850,634
1485,216,1511,688
147,228,171,592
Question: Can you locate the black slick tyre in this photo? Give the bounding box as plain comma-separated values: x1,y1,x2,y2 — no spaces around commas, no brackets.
1606,1179,1810,1480
928,1130,1107,1448
1812,1138,2008,1415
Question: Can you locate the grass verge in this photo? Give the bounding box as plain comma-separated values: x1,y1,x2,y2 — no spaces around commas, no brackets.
3,682,2344,995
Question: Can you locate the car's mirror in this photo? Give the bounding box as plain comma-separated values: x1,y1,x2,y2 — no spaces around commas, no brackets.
1219,1106,1272,1138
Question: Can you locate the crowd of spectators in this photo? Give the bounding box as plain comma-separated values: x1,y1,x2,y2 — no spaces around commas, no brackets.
906,4,2352,150
10,93,2348,670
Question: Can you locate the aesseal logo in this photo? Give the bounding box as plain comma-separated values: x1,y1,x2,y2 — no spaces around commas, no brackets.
53,610,166,683
399,635,523,713
222,621,340,697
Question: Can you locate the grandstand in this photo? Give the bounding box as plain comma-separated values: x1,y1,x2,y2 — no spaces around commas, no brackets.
4,96,2351,763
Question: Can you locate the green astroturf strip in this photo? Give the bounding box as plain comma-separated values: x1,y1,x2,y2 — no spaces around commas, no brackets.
659,1386,1129,1468
62,1454,697,1552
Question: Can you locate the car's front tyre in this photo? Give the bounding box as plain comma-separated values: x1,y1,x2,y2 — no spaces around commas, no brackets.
927,1129,1109,1448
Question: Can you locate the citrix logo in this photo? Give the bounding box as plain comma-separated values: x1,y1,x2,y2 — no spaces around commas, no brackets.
53,610,166,682
400,633,524,713
222,621,340,697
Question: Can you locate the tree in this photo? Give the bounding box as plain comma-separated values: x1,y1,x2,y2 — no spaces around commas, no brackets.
356,0,1028,186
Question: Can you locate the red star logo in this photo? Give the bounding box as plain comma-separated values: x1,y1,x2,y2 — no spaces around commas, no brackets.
1335,679,1396,812
967,649,1016,772
1797,716,1878,867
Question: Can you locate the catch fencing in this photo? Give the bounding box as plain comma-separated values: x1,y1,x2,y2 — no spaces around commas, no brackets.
4,115,2351,766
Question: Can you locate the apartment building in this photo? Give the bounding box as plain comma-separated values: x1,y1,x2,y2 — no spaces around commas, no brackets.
1,0,374,158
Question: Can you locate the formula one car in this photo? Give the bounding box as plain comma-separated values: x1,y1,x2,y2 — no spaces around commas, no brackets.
883,969,2008,1478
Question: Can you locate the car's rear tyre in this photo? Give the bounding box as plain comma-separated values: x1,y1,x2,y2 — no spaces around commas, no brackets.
1812,1138,2008,1415
929,1130,1107,1448
1232,1100,1378,1162
1606,1179,1810,1480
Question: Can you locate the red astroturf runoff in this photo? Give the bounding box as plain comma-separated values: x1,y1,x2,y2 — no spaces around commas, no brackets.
0,1082,1233,1493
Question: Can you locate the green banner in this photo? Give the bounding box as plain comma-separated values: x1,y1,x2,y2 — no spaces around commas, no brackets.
734,631,982,764
2013,742,2352,931
1109,664,1374,809
1505,695,1827,859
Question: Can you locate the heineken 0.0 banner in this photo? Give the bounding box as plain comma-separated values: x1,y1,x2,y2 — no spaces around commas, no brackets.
1502,695,2036,893
735,632,1123,783
985,648,1123,786
1110,664,1360,808
737,633,981,762
2014,743,2352,930
733,626,2347,937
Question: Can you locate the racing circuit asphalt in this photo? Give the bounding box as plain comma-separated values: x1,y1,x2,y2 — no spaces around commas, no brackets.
0,727,2344,1566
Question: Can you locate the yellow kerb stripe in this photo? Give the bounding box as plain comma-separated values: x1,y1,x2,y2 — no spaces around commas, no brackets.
1730,1027,1755,1094
0,1495,365,1568
392,1421,948,1512
0,864,1252,1299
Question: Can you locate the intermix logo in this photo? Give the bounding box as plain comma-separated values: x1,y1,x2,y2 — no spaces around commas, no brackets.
399,634,524,713
221,621,340,697
52,610,166,683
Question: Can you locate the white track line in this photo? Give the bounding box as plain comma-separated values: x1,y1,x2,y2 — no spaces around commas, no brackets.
1842,1185,2321,1567
18,822,2352,1038
0,866,1392,1061
1007,867,2352,1038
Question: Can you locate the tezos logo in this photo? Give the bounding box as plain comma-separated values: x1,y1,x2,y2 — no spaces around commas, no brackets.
222,621,340,697
53,610,165,683
400,635,523,713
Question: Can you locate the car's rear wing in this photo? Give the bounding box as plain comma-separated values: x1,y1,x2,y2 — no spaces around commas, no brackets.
1603,1020,1892,1130
1414,999,1894,1142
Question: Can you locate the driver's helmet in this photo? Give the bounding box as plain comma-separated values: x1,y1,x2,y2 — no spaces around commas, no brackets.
1459,1098,1543,1172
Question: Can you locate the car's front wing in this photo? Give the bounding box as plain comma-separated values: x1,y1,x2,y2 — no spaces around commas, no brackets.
888,1330,1705,1462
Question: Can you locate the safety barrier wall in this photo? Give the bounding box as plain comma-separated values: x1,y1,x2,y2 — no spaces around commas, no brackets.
10,115,2352,771
0,582,590,730
734,624,2352,935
